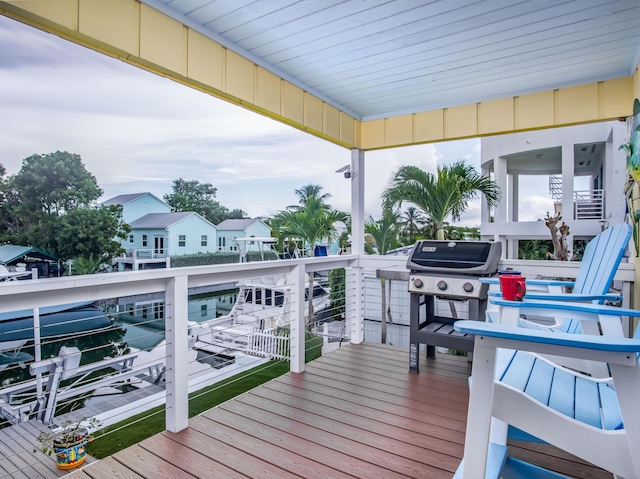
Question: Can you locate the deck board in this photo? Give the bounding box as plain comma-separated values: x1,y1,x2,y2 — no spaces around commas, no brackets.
59,343,610,479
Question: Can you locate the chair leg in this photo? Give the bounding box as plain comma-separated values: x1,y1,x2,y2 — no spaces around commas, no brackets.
460,339,498,478
489,417,508,445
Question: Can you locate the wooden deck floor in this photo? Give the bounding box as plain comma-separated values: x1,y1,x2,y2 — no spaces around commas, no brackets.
48,343,611,479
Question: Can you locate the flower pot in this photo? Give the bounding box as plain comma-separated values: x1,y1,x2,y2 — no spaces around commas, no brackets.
52,428,88,470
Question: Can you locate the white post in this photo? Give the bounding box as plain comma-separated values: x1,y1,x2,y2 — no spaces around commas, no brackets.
289,265,306,373
33,308,42,397
561,142,574,255
347,148,366,344
350,148,365,255
165,274,189,433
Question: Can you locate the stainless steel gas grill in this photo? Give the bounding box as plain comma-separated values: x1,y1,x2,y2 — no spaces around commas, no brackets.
406,240,501,372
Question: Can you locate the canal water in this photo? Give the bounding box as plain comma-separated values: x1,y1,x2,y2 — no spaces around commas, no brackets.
0,289,239,389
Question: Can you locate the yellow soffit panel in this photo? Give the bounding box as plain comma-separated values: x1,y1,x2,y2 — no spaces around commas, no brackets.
0,0,357,149
360,77,635,151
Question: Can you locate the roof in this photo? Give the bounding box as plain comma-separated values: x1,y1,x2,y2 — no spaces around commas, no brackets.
101,192,165,207
0,245,57,264
129,212,216,229
146,0,640,121
217,218,263,231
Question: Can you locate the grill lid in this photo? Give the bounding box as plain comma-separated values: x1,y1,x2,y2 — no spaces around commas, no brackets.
406,240,501,276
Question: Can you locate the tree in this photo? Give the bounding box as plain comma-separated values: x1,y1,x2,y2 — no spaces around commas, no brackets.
48,205,130,265
10,151,102,217
0,152,128,266
364,208,400,344
273,187,349,321
163,178,246,225
290,184,332,210
399,206,425,243
383,161,500,240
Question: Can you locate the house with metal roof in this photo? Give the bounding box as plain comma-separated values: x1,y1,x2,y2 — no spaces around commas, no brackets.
216,218,271,253
102,192,171,225
104,193,220,270
129,211,217,255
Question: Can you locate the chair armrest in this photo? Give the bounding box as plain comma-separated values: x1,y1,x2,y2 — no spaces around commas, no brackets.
480,278,575,287
454,320,640,354
490,298,640,317
488,291,623,303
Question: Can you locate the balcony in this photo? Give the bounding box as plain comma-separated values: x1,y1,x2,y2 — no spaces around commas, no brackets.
0,255,631,478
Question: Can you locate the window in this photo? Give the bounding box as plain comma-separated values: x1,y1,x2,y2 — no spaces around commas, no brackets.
201,235,207,247
200,304,207,317
142,235,148,247
178,235,186,247
129,234,134,243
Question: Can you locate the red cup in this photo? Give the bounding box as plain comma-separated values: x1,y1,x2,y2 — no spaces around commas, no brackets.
499,274,526,301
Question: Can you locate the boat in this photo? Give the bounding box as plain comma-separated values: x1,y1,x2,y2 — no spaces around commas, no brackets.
0,301,113,346
192,275,331,358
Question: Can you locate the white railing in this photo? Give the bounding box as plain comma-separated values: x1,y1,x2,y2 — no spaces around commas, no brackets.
0,254,379,433
574,189,604,220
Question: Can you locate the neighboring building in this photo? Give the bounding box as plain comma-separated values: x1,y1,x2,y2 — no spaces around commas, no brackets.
216,219,271,252
102,193,170,225
480,121,628,259
104,192,219,270
128,212,218,257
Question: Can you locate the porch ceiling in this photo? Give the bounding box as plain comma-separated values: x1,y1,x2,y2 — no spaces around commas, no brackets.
145,0,640,121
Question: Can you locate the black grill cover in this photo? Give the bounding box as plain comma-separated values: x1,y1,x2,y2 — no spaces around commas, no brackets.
406,240,501,275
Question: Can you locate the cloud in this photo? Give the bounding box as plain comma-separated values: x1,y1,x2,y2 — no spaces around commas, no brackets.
0,15,485,227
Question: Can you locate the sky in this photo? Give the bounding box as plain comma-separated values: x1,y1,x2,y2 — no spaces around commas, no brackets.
0,15,554,227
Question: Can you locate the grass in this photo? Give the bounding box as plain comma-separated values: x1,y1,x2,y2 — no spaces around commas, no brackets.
88,359,290,458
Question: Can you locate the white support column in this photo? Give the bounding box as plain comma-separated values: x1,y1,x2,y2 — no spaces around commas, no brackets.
511,174,519,222
165,274,189,433
561,143,575,255
480,164,490,226
350,148,365,255
494,156,508,224
289,264,306,373
348,148,365,344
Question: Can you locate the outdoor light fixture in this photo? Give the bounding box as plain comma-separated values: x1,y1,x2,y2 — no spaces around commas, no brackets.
336,164,351,179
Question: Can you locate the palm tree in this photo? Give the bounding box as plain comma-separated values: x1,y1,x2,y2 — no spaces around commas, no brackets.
274,194,349,322
289,184,332,211
400,206,425,243
364,208,400,344
383,161,500,240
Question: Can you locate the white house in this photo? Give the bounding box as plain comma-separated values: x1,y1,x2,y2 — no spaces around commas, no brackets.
216,219,271,252
128,212,218,257
104,192,220,270
480,121,628,259
102,192,170,225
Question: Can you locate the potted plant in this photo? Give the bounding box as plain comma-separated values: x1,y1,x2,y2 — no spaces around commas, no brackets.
36,416,102,470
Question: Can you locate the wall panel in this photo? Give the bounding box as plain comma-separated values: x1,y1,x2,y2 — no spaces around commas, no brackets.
79,0,139,55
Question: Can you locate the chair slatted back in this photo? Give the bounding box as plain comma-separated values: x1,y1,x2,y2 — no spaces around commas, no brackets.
572,223,632,300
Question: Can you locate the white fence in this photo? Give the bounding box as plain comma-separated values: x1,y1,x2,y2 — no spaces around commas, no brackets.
247,329,290,359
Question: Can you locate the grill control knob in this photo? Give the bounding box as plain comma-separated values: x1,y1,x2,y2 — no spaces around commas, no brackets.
412,278,424,289
463,282,474,293
437,280,448,291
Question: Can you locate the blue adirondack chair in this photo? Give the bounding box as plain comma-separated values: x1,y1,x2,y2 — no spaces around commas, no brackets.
483,223,632,333
453,300,640,479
